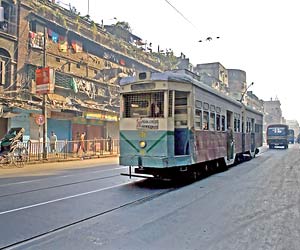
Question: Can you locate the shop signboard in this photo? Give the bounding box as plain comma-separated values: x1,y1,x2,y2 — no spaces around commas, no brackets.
35,67,54,94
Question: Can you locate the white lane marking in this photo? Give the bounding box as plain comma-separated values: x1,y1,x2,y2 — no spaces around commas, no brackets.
0,167,127,187
0,181,131,215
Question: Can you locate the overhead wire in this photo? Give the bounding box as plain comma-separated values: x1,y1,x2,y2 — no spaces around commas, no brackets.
164,0,199,31
163,0,220,42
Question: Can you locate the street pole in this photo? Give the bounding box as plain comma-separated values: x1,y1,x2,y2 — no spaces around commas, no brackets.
239,82,254,103
42,26,47,159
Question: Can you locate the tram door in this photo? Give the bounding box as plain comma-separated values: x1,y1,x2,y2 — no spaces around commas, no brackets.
226,111,234,160
174,91,189,155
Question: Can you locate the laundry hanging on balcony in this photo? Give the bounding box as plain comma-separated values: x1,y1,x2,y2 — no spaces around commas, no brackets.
70,78,78,93
58,36,68,52
29,31,44,49
71,40,83,53
47,29,59,43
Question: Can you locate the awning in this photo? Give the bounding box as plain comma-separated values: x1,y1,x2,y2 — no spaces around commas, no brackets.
47,93,67,102
1,112,20,118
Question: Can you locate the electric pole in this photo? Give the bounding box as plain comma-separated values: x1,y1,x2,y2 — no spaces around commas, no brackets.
42,25,47,159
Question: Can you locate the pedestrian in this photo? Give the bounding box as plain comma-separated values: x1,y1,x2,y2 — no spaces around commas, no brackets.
77,132,86,154
50,131,57,153
108,136,112,152
76,131,81,153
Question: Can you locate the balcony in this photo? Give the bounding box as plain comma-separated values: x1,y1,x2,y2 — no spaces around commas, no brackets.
27,0,177,72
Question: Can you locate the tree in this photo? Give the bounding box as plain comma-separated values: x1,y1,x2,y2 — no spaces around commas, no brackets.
115,21,131,32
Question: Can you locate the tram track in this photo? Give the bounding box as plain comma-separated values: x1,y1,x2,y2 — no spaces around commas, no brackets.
1,182,176,250
0,173,121,198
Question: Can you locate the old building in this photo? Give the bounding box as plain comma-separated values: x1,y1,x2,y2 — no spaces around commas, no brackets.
0,0,18,137
0,0,179,141
193,62,229,93
285,120,300,139
227,69,247,101
264,98,283,125
263,97,284,142
246,91,264,113
194,62,264,113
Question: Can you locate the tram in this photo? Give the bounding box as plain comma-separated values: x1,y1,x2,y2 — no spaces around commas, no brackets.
119,70,263,179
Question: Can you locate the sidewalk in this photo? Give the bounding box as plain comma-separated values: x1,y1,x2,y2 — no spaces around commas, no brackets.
0,155,119,178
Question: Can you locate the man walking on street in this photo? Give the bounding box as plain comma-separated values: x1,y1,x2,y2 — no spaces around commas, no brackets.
50,131,57,153
77,132,86,155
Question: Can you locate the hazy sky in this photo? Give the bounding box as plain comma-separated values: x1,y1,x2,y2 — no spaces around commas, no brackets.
65,0,300,122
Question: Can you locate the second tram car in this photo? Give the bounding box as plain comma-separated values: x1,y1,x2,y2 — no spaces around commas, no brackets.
119,70,263,179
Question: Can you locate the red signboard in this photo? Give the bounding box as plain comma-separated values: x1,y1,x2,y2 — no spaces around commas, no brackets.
35,67,54,94
35,114,45,126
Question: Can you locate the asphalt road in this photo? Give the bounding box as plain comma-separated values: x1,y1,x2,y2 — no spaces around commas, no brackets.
1,145,300,250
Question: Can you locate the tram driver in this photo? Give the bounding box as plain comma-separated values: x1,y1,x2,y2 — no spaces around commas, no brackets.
150,101,160,117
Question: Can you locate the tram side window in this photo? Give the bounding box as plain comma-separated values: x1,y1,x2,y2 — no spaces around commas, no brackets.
255,124,261,133
149,92,164,117
195,109,202,129
203,111,209,130
246,118,251,133
251,119,255,132
234,118,237,132
216,114,220,131
234,114,241,132
221,115,226,131
210,113,215,131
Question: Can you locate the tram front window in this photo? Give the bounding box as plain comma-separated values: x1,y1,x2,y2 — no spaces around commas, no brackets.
123,92,164,118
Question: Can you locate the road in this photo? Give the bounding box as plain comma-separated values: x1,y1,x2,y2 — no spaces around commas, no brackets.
0,145,300,250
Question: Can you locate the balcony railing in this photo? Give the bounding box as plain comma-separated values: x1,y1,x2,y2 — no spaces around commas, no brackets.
28,0,175,71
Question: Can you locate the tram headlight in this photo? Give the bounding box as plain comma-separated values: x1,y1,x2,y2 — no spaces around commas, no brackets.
139,140,147,149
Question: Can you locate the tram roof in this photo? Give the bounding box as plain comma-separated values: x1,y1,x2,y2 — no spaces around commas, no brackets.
120,70,263,116
120,70,199,86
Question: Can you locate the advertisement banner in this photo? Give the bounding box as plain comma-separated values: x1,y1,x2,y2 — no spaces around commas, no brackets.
35,67,54,94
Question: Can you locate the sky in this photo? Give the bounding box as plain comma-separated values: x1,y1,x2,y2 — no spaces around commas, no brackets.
63,0,300,122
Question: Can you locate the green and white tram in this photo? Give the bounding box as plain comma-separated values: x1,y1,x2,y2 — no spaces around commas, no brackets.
119,70,263,179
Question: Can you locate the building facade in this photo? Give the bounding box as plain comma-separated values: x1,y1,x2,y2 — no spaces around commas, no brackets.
0,0,178,141
227,69,247,102
263,98,284,142
193,62,229,93
286,120,300,139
